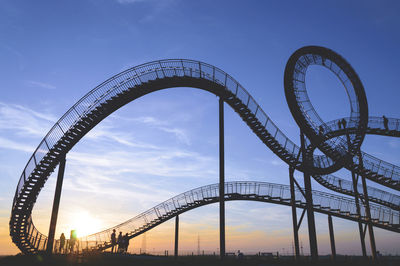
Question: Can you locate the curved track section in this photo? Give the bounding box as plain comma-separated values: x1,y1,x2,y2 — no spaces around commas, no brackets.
314,116,400,211
10,57,400,254
68,181,398,253
314,174,400,211
322,117,400,188
284,46,368,174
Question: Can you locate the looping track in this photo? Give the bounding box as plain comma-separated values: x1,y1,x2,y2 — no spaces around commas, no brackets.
10,48,400,254
284,46,368,175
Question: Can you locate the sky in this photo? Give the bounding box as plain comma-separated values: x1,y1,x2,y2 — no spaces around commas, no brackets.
1,0,400,256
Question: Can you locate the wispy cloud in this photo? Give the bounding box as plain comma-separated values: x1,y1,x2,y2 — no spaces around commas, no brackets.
116,0,147,4
0,102,56,137
27,80,56,90
1,45,25,71
0,136,35,153
131,116,167,126
3,102,219,239
113,115,191,145
159,127,190,145
115,0,178,24
67,148,215,179
85,122,162,150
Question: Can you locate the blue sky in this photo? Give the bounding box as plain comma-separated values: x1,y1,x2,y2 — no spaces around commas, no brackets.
1,0,400,255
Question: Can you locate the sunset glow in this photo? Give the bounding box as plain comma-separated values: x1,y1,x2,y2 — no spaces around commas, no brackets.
67,210,103,238
1,0,400,257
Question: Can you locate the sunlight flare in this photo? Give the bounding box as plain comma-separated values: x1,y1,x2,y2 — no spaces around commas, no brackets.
67,210,103,238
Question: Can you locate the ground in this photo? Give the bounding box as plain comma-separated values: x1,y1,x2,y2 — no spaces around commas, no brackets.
0,254,398,266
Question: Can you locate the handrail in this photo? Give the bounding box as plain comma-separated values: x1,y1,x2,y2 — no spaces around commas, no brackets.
313,174,400,210
13,61,400,206
10,59,400,254
74,181,399,252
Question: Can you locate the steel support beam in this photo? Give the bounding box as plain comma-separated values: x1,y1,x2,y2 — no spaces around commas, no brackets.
328,214,336,261
346,135,367,258
46,154,66,254
300,133,318,260
289,167,300,259
174,215,179,259
219,97,225,259
33,231,39,248
351,171,367,257
359,153,377,260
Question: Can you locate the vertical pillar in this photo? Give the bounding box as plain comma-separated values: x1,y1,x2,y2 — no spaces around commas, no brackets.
33,231,39,248
347,135,367,258
219,97,225,259
46,154,66,254
351,171,367,257
328,214,336,261
289,167,300,259
174,215,179,259
359,153,377,260
300,133,318,260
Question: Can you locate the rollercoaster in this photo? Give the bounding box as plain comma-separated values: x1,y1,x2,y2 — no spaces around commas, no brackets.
9,46,400,258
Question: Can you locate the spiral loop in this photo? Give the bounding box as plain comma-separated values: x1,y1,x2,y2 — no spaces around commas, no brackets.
284,46,369,174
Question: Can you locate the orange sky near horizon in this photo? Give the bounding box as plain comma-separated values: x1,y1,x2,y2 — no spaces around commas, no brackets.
2,0,400,258
1,200,400,256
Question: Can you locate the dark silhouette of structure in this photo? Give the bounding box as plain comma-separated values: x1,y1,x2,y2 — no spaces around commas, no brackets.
219,97,225,258
72,181,399,253
9,46,400,261
174,215,179,258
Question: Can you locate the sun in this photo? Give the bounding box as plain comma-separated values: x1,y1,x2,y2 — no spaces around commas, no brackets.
67,210,103,238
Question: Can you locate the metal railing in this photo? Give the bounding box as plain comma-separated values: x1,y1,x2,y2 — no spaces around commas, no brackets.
323,117,400,182
72,181,399,253
14,60,400,210
13,59,301,206
314,174,400,209
11,59,400,254
23,216,48,252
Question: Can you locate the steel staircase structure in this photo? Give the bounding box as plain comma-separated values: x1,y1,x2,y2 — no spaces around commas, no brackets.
72,181,399,253
9,59,400,254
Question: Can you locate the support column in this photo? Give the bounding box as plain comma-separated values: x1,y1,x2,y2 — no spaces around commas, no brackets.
328,214,336,261
300,133,318,260
347,135,367,258
219,97,225,259
174,215,179,259
359,153,377,260
46,154,66,254
289,167,300,259
351,171,367,257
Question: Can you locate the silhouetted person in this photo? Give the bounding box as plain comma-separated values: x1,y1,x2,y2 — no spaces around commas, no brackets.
383,115,389,131
60,233,66,253
341,118,347,129
69,230,77,254
237,250,244,260
124,233,130,253
111,229,117,253
117,231,123,253
319,125,324,135
338,120,342,129
338,179,342,189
